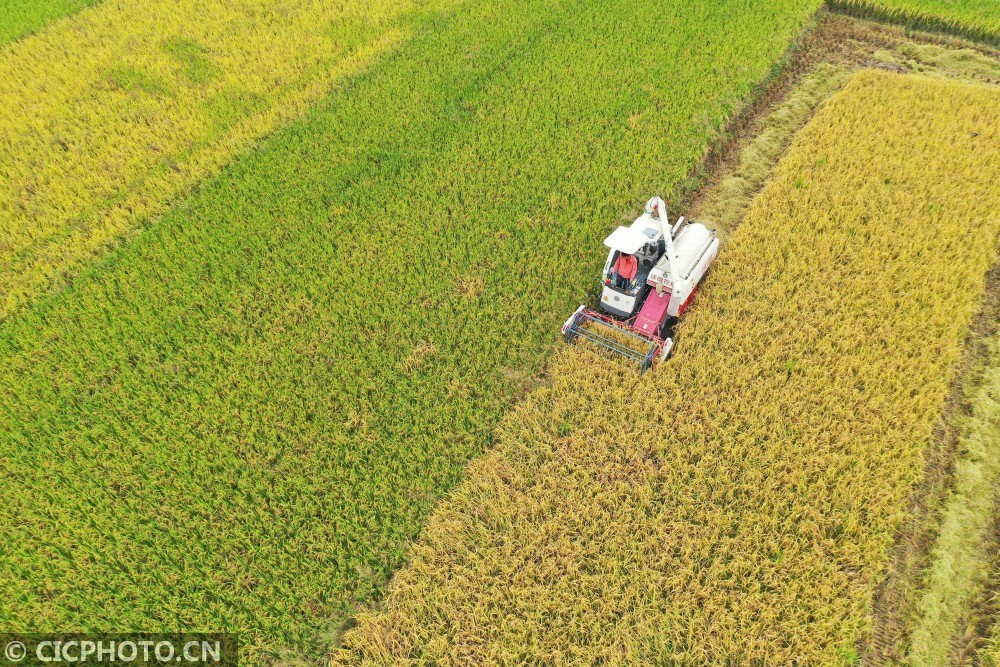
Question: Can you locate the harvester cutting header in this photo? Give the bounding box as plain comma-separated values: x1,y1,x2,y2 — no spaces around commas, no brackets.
562,196,718,372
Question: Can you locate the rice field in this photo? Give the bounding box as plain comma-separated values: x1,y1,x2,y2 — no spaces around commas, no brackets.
5,0,999,661
983,621,1000,667
333,70,1000,665
0,0,418,317
0,0,826,661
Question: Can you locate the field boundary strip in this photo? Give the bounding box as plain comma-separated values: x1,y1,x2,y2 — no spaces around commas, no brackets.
825,0,1000,47
905,309,1000,665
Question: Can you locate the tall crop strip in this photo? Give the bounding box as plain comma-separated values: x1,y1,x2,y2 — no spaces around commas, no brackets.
0,0,822,661
0,0,429,317
335,70,1000,665
829,0,1000,43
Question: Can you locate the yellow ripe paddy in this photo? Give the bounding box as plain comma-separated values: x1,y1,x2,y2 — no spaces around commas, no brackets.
334,70,1000,664
0,0,424,317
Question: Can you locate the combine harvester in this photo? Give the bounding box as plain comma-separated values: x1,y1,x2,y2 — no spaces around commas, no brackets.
562,196,718,372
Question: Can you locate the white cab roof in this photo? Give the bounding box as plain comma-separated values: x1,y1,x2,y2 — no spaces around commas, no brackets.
603,226,650,254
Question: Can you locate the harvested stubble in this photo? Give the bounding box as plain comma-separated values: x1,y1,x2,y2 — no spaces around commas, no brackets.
334,70,1000,665
0,0,418,317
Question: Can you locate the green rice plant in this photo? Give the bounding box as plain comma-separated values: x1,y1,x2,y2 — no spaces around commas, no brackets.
827,0,1000,45
982,618,1000,667
0,0,823,662
0,0,98,44
333,70,1000,665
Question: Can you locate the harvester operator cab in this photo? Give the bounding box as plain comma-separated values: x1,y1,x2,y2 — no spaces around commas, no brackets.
598,221,666,318
611,252,638,289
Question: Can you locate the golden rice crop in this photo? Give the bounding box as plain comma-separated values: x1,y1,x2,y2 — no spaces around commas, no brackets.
0,0,426,317
576,319,660,366
333,70,1000,665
